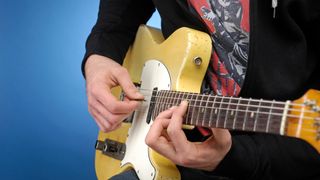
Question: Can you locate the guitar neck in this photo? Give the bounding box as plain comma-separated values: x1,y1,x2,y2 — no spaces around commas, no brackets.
151,90,291,135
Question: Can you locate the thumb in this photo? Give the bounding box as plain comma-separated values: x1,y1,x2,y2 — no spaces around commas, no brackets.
116,69,144,100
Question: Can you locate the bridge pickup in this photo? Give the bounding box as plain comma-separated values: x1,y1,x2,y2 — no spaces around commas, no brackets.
95,139,126,160
146,87,158,124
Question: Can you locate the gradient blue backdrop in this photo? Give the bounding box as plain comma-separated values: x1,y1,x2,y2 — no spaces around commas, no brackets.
0,1,160,179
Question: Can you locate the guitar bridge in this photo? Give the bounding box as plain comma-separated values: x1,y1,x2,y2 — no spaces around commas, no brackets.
95,139,126,160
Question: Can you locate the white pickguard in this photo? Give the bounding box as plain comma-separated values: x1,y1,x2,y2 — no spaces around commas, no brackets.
121,60,171,180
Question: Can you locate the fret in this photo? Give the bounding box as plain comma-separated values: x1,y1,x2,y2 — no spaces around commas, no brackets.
159,91,167,113
196,94,207,126
154,90,164,118
280,100,290,136
224,97,233,128
202,94,211,127
253,99,262,132
175,91,181,106
216,96,225,128
268,102,285,134
246,99,262,131
253,101,269,132
192,94,201,126
189,93,197,125
208,95,217,128
233,97,242,130
163,90,170,110
224,97,238,130
184,92,192,124
167,91,175,111
243,98,251,130
266,100,275,133
195,94,202,126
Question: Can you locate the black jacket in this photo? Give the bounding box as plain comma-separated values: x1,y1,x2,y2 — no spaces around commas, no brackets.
83,0,320,179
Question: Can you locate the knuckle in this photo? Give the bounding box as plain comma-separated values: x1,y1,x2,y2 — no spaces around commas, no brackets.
90,86,101,97
108,105,118,113
100,127,108,133
145,136,154,146
107,115,120,126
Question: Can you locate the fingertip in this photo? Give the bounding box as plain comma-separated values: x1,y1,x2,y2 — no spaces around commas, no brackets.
169,106,177,110
135,91,144,99
180,100,189,106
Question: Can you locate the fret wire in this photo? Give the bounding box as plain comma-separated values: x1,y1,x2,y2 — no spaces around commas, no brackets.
243,98,251,130
196,93,205,126
253,99,262,131
196,93,207,125
152,91,159,119
233,97,241,130
185,92,191,124
216,96,224,128
189,93,196,125
178,91,184,105
156,91,164,117
172,90,179,107
208,95,217,128
164,90,170,111
266,100,275,133
224,96,233,128
203,94,210,127
168,90,175,113
194,93,201,126
160,92,167,115
226,98,239,130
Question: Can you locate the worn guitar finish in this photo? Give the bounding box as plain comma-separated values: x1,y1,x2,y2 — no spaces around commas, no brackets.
94,26,320,180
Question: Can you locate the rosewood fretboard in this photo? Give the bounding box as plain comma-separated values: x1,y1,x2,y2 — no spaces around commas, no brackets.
150,90,288,135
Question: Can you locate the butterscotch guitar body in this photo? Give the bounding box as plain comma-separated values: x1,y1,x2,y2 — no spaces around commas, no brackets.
95,26,212,180
94,26,320,180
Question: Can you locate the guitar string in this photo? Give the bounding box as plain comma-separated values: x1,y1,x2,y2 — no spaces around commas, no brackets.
135,88,313,107
131,107,319,133
132,105,320,124
121,91,319,140
123,109,319,134
132,93,315,113
140,98,316,114
127,109,319,134
133,103,318,120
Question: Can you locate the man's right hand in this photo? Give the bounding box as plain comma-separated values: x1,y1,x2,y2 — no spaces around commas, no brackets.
84,54,144,132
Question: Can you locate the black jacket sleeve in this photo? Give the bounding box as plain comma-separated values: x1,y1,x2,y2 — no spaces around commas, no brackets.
81,0,155,76
209,133,320,180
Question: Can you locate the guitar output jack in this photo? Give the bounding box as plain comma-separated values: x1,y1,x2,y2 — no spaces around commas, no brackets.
193,57,202,66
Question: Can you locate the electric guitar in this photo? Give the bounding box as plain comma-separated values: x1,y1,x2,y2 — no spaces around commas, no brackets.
94,25,320,180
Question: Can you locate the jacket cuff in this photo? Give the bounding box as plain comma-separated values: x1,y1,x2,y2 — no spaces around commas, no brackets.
81,32,134,78
202,135,256,179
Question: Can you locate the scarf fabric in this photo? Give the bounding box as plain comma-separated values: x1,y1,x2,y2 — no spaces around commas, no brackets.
188,0,250,96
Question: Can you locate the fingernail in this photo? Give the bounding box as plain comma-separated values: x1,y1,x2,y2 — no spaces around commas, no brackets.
181,100,188,105
135,91,143,97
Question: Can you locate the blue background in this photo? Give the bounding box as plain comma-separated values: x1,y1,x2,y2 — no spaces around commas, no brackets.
0,0,160,179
